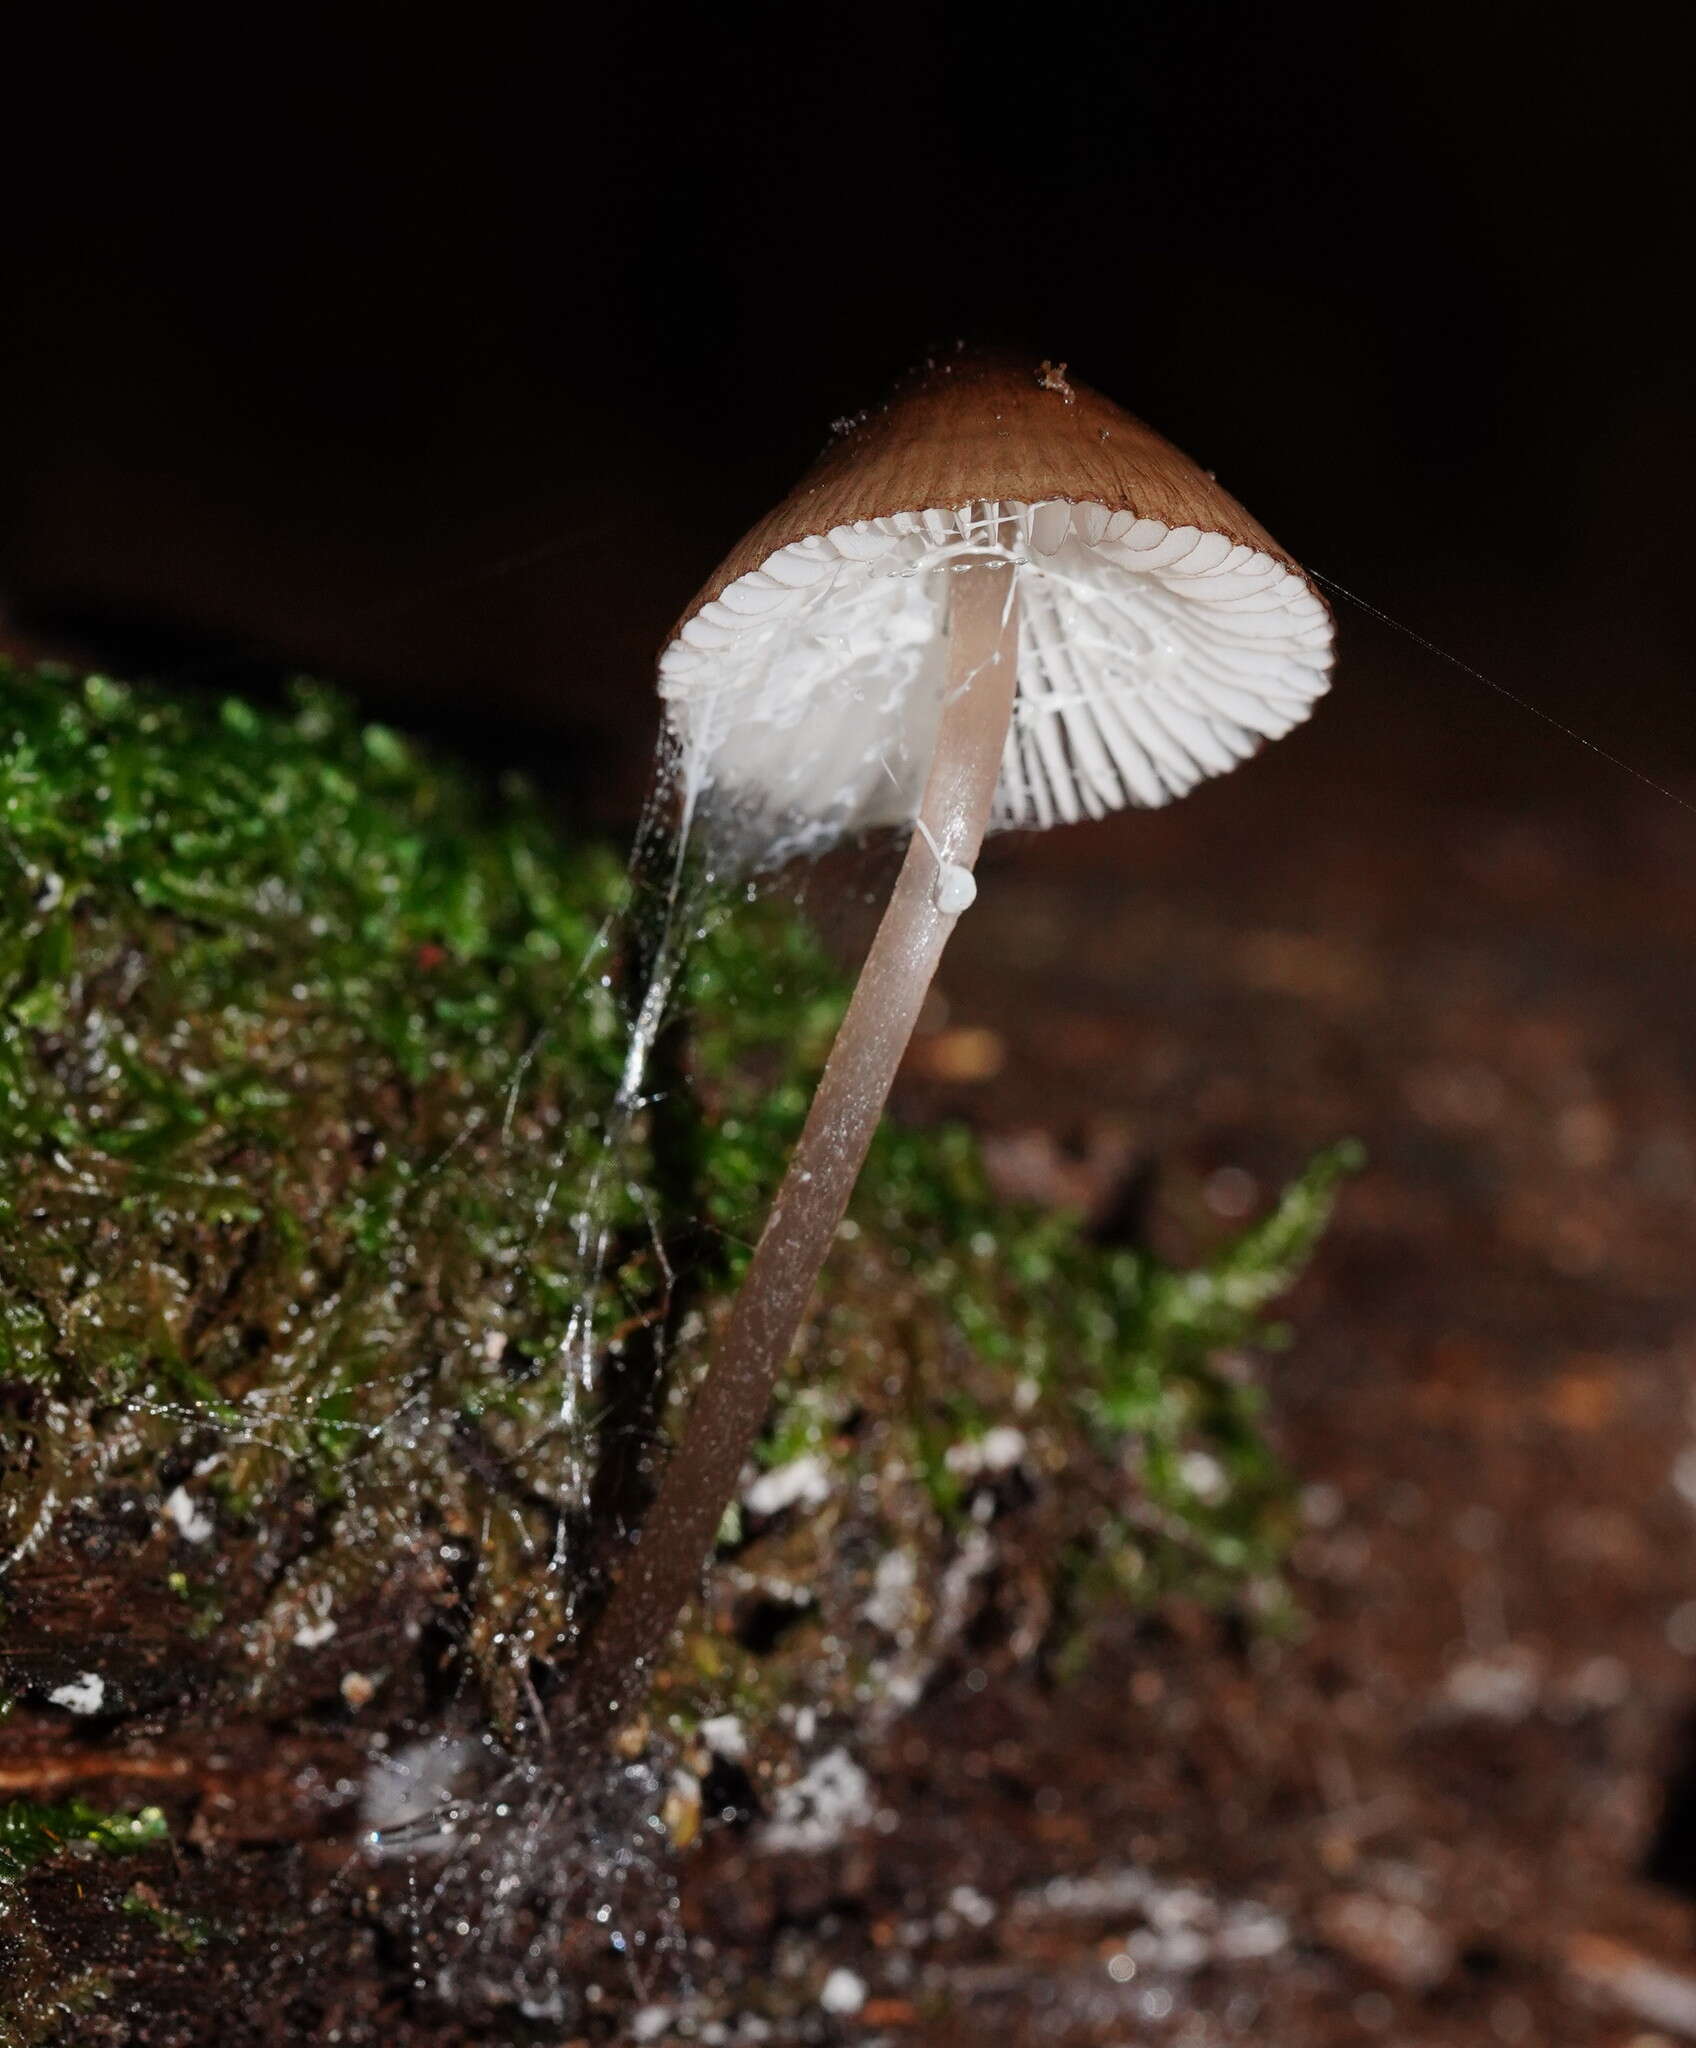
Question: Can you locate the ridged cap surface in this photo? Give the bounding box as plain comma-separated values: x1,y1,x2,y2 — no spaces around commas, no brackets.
660,353,1332,852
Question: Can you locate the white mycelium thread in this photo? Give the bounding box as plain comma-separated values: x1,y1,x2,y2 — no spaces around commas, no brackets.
659,500,1333,859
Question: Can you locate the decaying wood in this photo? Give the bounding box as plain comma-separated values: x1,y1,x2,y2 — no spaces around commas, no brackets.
0,1720,367,1842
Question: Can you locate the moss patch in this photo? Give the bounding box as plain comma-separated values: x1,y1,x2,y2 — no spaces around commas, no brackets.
0,659,1354,2031
0,1797,167,1883
0,659,1354,1689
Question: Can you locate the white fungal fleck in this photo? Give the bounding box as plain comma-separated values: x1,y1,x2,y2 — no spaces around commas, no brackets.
293,1582,338,1648
632,2004,674,2040
1015,1862,1288,1971
949,1883,996,1928
1441,1645,1542,1719
819,1967,867,2015
1219,1901,1291,1960
763,1748,871,1852
945,1427,1026,1478
980,1425,1027,1471
699,1713,747,1761
744,1454,832,1518
866,1548,918,1635
1178,1449,1229,1502
164,1485,214,1544
49,1671,106,1715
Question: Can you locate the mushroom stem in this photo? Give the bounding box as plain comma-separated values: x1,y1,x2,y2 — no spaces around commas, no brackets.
575,555,1021,1729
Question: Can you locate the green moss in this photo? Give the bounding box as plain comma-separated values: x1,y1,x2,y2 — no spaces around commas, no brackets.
870,1125,1359,1588
0,659,1354,1740
1,1800,171,2045
0,661,652,1720
120,1881,209,1953
0,1798,167,1883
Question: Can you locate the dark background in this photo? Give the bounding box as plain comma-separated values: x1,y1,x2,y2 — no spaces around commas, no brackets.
1,6,1688,808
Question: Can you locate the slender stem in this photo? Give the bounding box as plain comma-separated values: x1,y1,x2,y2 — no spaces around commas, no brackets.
573,555,1021,1731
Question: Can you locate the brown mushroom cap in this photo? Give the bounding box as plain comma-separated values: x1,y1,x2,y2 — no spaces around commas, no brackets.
660,352,1333,855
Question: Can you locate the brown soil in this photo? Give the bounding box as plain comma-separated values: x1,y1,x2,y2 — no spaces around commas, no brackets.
785,630,1696,2046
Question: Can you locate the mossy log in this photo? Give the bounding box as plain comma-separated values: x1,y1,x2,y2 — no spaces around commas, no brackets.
0,663,1352,2041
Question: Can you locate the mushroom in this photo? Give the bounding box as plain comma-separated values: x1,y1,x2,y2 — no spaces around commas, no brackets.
575,351,1334,1725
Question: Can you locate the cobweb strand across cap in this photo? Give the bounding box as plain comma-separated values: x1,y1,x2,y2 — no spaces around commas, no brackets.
660,353,1334,857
